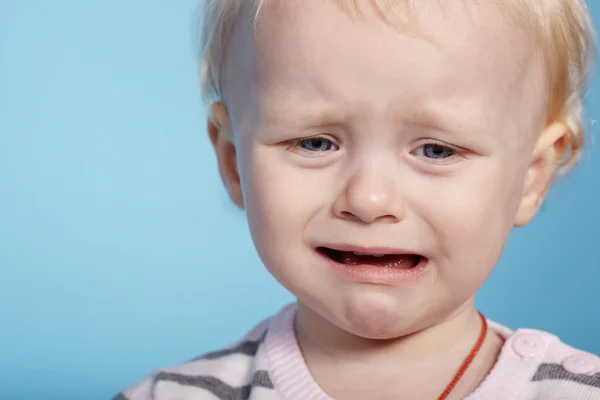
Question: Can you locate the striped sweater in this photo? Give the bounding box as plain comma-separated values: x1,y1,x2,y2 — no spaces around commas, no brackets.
114,304,600,399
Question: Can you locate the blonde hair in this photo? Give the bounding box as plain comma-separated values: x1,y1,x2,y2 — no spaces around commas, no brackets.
197,0,596,169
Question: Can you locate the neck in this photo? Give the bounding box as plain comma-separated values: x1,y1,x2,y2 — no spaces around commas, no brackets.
296,300,482,364
294,300,499,399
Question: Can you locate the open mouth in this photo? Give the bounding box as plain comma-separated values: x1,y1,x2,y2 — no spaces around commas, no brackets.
317,247,423,269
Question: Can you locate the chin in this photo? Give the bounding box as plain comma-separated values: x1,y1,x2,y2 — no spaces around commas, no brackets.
323,291,429,340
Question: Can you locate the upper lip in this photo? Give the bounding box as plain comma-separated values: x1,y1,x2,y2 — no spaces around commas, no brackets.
318,244,417,256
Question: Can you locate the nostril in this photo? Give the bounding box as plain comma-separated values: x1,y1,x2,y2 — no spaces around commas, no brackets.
375,214,400,223
340,211,356,219
338,211,399,224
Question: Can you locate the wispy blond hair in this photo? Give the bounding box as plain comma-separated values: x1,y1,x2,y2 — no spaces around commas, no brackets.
197,0,596,169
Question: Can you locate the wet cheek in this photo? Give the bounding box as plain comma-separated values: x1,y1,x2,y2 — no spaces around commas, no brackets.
241,153,325,267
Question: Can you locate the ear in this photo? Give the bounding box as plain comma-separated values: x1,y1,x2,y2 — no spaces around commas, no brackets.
208,102,245,209
514,123,569,227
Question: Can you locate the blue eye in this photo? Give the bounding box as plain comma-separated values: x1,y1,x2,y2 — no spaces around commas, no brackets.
295,137,336,152
415,143,456,159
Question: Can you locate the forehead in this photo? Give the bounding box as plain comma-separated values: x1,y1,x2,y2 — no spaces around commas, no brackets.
224,0,544,129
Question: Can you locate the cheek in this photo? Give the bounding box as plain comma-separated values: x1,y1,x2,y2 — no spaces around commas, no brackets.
417,164,526,280
238,147,324,272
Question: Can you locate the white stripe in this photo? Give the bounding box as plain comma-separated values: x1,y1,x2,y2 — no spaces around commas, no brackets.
248,385,280,400
154,380,223,400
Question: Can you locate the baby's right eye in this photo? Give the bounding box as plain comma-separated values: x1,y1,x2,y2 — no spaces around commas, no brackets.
287,136,339,153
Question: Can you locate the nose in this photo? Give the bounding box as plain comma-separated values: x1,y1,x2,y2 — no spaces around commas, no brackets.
332,164,405,224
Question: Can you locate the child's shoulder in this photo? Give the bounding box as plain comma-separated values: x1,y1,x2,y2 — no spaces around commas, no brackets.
113,310,282,400
475,320,600,399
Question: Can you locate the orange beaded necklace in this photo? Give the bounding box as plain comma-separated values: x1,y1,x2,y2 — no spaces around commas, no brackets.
437,312,488,400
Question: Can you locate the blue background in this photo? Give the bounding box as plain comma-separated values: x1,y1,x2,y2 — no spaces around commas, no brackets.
0,1,598,399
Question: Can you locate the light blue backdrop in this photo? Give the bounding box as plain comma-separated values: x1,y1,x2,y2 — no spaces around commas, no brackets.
0,2,598,399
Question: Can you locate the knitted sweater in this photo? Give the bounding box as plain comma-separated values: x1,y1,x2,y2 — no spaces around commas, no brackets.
114,304,600,399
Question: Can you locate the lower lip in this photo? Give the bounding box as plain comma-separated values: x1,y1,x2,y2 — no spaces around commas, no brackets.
319,252,430,286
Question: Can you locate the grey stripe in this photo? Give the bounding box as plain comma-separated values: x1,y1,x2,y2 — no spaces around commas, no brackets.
192,331,268,361
153,370,274,399
111,394,129,400
252,370,274,389
532,363,600,389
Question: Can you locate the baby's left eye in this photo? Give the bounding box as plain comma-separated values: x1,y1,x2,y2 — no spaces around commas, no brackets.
413,143,456,159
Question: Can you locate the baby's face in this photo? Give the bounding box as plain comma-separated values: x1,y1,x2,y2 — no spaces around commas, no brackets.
215,0,556,338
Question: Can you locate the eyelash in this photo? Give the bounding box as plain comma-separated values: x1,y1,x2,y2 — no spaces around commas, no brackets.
285,136,462,162
411,142,460,162
285,136,338,152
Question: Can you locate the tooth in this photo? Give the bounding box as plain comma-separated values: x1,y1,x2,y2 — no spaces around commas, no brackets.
352,251,385,257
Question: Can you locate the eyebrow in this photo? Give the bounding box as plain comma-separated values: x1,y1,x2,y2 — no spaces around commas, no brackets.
259,99,473,137
404,104,472,136
260,103,348,128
